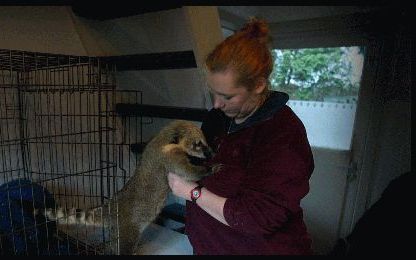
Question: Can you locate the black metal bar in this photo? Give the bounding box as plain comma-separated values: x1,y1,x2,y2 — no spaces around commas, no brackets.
1,128,116,144
2,49,197,72
100,51,197,71
115,103,208,122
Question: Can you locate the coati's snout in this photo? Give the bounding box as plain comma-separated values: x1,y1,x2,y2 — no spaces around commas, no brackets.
176,125,213,160
202,144,213,160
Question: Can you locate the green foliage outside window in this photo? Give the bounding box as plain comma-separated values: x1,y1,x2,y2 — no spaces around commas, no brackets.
270,47,364,103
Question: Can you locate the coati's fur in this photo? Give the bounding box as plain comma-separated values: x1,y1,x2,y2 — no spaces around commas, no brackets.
36,120,216,254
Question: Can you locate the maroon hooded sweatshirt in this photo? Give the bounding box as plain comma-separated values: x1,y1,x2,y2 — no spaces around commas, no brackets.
185,91,314,255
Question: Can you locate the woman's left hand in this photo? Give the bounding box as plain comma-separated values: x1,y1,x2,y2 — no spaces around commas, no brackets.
167,172,198,201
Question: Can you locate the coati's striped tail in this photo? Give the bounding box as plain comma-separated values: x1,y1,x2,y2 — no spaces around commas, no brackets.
34,206,105,226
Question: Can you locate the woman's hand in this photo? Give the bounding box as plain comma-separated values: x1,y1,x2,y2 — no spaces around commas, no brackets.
168,172,198,201
168,172,229,225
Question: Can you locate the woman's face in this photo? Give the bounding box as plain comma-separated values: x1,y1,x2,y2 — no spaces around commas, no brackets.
207,69,264,122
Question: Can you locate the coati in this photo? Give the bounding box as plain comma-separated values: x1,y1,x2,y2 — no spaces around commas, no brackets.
36,120,217,255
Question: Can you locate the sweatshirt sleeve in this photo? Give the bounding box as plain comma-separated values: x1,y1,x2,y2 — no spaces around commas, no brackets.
223,127,313,236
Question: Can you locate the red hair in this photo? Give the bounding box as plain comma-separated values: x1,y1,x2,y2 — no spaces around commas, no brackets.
205,17,273,91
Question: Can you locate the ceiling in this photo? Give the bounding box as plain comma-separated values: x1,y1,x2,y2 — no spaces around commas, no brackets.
3,2,394,22
70,5,389,22
217,6,387,24
71,3,183,20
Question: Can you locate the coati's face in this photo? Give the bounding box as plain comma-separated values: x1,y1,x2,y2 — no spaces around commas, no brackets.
173,124,213,161
160,120,217,181
161,120,214,164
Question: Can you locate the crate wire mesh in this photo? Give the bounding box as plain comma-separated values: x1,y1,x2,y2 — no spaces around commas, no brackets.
0,49,142,255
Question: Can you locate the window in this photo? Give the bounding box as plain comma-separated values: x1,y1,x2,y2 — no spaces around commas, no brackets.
221,27,234,38
271,47,365,150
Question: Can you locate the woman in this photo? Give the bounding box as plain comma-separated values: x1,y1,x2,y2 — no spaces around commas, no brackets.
168,17,314,255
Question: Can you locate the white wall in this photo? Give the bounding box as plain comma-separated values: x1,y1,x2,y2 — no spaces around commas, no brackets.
301,147,350,255
287,100,357,150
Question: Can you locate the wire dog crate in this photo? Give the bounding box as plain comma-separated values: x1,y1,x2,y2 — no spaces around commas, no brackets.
0,49,142,255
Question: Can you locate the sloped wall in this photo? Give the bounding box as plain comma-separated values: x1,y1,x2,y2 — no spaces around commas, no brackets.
70,6,223,140
0,6,87,55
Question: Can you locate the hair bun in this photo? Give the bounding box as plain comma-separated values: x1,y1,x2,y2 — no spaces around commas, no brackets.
241,17,270,44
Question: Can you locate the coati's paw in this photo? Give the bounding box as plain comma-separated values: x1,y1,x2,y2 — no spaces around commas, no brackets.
195,165,211,176
209,163,223,174
180,165,212,181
